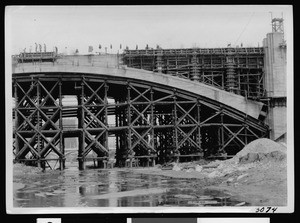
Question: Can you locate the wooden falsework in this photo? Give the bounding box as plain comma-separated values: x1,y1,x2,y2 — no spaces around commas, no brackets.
13,78,65,170
123,47,265,100
12,73,269,170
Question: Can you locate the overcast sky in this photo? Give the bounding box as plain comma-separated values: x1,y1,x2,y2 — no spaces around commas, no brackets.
5,5,292,55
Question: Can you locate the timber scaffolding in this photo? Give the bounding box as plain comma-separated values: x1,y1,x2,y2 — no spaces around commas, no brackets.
12,50,269,171
123,47,265,100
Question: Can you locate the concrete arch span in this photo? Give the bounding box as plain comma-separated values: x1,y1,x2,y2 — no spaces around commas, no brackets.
13,63,264,119
12,69,268,170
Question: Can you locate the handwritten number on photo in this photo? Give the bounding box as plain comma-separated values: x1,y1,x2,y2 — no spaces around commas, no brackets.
255,207,278,213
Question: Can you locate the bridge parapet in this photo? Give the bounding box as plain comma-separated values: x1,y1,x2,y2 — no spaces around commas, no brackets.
13,54,120,70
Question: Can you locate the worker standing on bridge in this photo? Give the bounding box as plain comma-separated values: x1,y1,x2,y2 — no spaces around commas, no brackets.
98,44,101,54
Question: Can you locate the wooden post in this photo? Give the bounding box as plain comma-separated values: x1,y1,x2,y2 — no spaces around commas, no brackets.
127,84,132,167
78,80,85,170
101,82,109,167
173,93,179,156
58,79,64,170
237,68,241,95
36,79,42,169
14,82,20,156
197,100,202,156
115,103,120,166
220,111,224,154
150,88,155,166
244,124,248,145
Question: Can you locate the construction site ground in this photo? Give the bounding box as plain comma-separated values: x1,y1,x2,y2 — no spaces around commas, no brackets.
126,138,287,206
13,138,287,207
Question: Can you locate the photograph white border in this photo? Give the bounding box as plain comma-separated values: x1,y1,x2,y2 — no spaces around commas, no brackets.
5,5,294,214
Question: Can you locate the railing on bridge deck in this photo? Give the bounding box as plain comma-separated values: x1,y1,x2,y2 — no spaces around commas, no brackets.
13,54,122,70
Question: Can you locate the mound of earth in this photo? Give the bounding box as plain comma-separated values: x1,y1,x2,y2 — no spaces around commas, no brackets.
231,138,286,164
235,138,286,157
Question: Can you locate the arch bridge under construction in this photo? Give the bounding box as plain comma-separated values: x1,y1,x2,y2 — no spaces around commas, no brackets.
11,27,286,170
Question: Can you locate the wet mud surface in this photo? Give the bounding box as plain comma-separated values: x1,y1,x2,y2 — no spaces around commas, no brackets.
13,139,288,207
14,168,246,207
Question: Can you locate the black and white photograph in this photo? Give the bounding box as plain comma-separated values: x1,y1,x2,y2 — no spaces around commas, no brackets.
5,5,294,213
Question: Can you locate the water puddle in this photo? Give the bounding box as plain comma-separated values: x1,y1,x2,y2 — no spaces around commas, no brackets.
13,168,248,207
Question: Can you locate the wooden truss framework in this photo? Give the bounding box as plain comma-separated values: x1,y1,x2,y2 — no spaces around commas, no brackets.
13,78,64,169
13,73,269,170
123,47,265,100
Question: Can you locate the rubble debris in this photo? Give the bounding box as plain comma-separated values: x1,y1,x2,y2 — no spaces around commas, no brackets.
195,165,203,172
237,174,248,181
235,201,246,206
172,163,181,171
161,163,174,170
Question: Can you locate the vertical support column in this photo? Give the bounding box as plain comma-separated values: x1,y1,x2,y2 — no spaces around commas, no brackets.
191,51,200,81
247,70,250,98
237,69,241,95
156,53,163,73
225,50,237,93
77,94,82,168
263,31,286,140
115,101,121,166
14,81,20,156
244,125,248,145
78,80,85,170
220,111,225,155
105,83,109,151
173,92,178,154
150,88,155,166
175,55,178,77
58,79,64,170
197,100,202,156
201,57,205,82
36,79,42,169
127,84,132,167
101,82,109,168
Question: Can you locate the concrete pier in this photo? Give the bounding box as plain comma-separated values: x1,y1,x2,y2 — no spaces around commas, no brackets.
263,31,287,141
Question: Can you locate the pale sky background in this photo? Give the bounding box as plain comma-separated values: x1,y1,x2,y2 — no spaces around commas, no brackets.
5,5,292,55
197,218,270,223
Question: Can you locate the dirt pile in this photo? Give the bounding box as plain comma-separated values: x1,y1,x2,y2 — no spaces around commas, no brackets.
167,138,287,180
212,138,287,205
233,138,286,164
164,138,286,177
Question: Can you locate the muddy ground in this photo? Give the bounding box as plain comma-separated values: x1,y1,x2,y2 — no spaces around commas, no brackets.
130,138,288,206
129,159,287,206
13,138,287,207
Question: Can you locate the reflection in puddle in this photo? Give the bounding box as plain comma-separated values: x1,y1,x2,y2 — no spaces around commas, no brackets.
14,169,247,207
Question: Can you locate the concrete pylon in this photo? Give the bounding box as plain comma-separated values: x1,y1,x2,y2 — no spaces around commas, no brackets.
263,31,287,141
